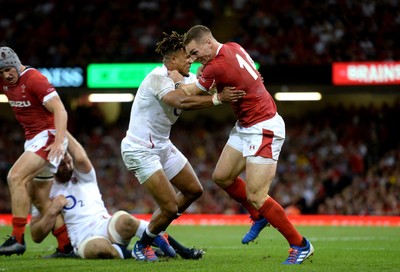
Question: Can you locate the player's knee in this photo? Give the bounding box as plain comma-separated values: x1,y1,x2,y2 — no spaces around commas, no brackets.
120,215,137,229
212,170,231,188
7,170,23,186
211,171,222,184
95,244,119,259
79,237,117,259
108,211,134,245
194,186,203,199
160,202,179,218
30,232,44,243
188,184,203,200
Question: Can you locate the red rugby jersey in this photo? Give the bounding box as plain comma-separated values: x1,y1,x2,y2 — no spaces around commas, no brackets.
1,68,57,139
198,42,276,127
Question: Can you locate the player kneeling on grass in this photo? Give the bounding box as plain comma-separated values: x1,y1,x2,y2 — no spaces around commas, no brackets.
29,132,204,260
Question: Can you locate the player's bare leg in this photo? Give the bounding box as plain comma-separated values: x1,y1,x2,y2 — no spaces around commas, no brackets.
0,152,47,256
213,145,268,243
246,161,313,264
132,170,178,261
170,163,203,213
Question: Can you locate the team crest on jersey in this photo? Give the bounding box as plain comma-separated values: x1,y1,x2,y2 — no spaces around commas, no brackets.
70,177,78,184
2,86,8,91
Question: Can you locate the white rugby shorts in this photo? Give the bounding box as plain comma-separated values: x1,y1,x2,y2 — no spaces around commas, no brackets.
227,113,285,161
24,129,68,181
121,137,187,184
71,214,111,257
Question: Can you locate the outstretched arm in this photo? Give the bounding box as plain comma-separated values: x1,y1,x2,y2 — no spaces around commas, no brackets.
66,131,92,173
43,95,68,163
162,86,245,110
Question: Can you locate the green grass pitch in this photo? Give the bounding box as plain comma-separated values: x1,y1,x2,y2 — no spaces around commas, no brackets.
0,225,399,272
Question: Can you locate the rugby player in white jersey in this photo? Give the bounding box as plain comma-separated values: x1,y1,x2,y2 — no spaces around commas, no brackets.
121,31,245,261
30,132,204,259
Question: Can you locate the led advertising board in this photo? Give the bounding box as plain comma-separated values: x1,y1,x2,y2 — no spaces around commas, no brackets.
332,62,400,85
87,62,260,88
38,67,84,87
87,63,200,88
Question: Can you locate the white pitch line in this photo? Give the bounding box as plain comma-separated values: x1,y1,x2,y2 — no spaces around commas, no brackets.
309,236,393,241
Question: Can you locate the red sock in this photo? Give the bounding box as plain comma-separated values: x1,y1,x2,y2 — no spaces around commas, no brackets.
52,224,72,253
11,217,27,243
223,177,261,220
259,197,303,246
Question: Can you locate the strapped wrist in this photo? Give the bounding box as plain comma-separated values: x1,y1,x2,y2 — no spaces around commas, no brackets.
212,93,222,105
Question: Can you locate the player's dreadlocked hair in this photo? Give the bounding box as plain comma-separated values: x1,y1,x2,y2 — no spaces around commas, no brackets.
155,31,185,58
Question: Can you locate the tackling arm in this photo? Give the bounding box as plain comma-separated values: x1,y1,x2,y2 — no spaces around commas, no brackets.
162,85,245,110
177,82,204,96
30,195,68,243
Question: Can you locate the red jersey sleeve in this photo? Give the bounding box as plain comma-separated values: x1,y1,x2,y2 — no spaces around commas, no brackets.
26,70,57,103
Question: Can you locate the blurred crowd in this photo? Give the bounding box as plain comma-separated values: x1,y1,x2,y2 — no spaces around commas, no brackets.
1,102,399,215
233,0,400,65
0,0,399,67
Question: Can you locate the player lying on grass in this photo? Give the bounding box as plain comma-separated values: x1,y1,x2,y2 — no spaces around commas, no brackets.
29,132,204,260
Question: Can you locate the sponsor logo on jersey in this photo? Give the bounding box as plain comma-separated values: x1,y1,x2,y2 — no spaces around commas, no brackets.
8,100,31,107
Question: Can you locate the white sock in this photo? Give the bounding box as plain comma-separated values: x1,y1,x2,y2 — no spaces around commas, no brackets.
111,244,125,259
135,220,149,238
145,227,158,238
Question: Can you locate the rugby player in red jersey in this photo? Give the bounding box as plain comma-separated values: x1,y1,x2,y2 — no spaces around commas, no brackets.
0,47,69,257
180,25,314,265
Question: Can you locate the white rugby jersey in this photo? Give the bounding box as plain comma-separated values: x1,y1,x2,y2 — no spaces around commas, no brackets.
49,168,109,232
126,65,196,149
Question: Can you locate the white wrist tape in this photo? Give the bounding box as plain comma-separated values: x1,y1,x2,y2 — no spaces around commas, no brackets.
212,93,222,105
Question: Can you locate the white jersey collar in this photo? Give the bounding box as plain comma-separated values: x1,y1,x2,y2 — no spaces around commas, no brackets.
216,43,223,55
